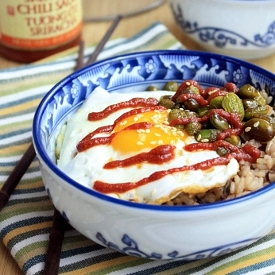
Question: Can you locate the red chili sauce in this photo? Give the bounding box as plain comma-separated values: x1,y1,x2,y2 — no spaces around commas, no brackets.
76,81,261,194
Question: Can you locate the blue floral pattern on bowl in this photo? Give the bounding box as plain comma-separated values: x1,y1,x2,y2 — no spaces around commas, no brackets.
171,4,275,49
37,50,275,150
96,232,259,260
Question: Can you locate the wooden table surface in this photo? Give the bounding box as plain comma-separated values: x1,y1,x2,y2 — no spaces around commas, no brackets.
1,1,275,274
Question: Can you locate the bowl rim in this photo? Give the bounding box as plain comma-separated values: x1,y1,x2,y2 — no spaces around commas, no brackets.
33,49,275,212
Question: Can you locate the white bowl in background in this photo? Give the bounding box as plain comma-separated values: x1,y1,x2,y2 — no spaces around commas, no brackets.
170,0,275,60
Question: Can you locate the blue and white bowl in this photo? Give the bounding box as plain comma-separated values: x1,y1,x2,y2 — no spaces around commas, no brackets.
33,50,275,261
170,0,275,60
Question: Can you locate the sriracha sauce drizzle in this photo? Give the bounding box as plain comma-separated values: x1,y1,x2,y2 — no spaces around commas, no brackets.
94,157,230,193
88,97,159,121
75,82,262,194
104,144,176,169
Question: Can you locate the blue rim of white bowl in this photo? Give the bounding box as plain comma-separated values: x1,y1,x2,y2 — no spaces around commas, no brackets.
33,49,275,211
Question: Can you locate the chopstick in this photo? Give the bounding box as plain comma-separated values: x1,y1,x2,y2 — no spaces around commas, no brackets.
43,15,122,275
43,41,87,275
0,143,36,211
43,209,67,275
75,39,85,70
85,15,122,65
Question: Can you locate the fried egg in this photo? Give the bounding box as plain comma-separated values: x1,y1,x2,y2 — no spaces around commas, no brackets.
57,87,239,204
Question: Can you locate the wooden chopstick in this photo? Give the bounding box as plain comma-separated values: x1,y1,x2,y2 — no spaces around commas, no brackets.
43,40,87,275
0,143,36,211
43,209,67,275
43,15,122,275
75,39,85,70
85,15,122,65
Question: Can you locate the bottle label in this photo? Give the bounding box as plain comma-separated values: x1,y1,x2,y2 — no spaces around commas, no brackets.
0,0,82,50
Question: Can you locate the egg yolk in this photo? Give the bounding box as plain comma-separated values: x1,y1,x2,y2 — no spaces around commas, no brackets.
113,109,169,132
111,109,187,153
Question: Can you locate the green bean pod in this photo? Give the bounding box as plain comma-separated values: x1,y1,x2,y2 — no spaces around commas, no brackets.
244,105,269,120
185,121,202,136
244,118,274,142
209,95,224,109
195,129,220,142
225,135,241,147
164,81,178,92
216,146,230,156
210,113,230,131
158,96,175,109
222,93,245,121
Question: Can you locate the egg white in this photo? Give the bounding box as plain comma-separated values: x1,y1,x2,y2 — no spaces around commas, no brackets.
57,87,239,204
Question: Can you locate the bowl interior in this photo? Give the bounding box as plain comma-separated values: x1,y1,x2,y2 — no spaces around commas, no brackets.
33,50,275,209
